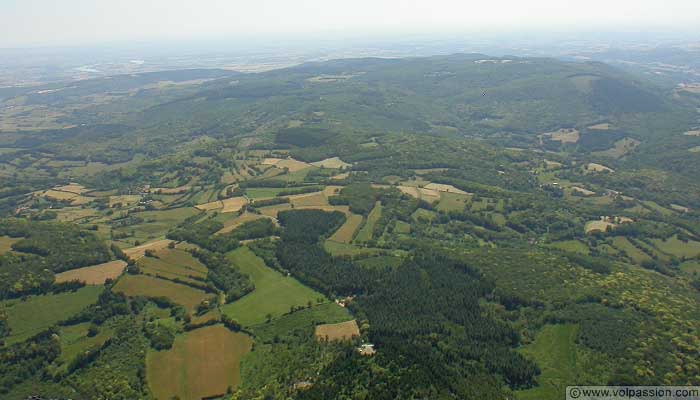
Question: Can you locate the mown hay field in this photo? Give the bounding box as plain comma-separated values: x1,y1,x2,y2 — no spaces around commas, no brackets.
122,239,174,261
355,201,382,242
310,157,351,169
221,247,323,326
147,325,253,400
315,319,360,342
138,249,207,283
55,260,127,285
436,192,470,212
328,213,364,244
216,212,272,235
113,274,210,312
0,235,19,254
289,191,328,207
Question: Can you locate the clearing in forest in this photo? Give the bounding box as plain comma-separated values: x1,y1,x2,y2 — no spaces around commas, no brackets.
315,319,360,341
147,325,253,400
195,196,248,213
261,157,311,172
355,201,382,242
424,183,469,194
289,191,328,207
122,239,174,261
310,157,351,169
108,194,141,207
516,324,579,400
588,123,611,130
0,235,19,254
55,260,127,285
138,249,208,284
397,186,440,202
585,163,614,173
113,274,210,312
539,128,580,144
328,214,364,243
595,138,641,158
221,247,323,326
216,212,274,234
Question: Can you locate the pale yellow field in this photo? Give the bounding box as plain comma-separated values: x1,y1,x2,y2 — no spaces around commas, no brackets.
684,130,700,137
397,186,440,202
328,214,364,243
398,186,420,198
0,236,19,254
424,183,469,194
43,190,78,201
585,220,616,234
544,160,564,169
596,137,641,158
147,325,252,400
196,196,247,213
109,195,141,207
55,260,127,285
258,204,292,218
315,320,360,341
331,172,350,180
586,163,614,173
670,204,690,213
195,200,224,211
690,146,700,153
152,185,191,194
54,183,89,194
289,192,328,207
571,186,596,196
216,212,274,235
540,128,580,143
70,196,95,206
122,239,174,261
261,157,310,172
588,123,611,130
220,197,248,213
323,185,344,197
311,157,351,169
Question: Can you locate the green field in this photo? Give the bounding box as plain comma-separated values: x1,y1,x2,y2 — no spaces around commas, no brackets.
113,274,211,312
112,207,200,242
651,235,700,258
221,247,325,326
245,187,288,199
436,192,470,212
355,255,404,269
138,248,208,284
516,324,579,400
355,201,382,242
547,240,590,255
1,286,103,344
680,261,700,276
250,302,351,340
56,321,115,368
611,236,652,264
324,240,382,257
0,235,19,254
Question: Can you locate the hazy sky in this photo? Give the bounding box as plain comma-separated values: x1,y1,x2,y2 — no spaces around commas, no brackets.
2,0,699,48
